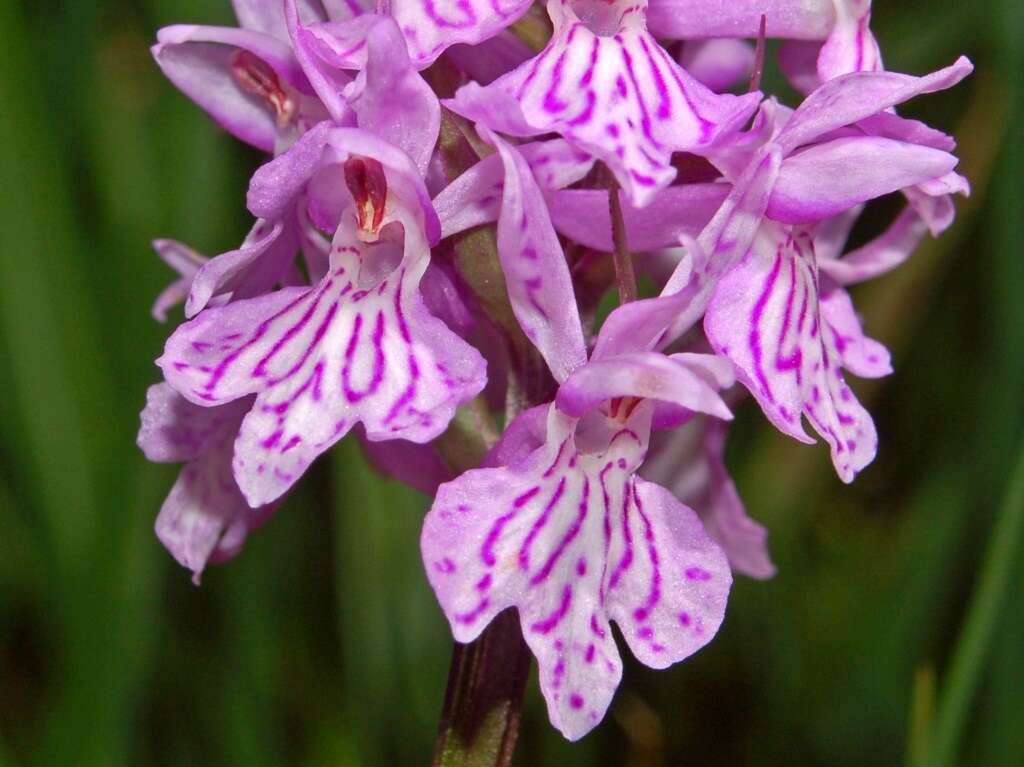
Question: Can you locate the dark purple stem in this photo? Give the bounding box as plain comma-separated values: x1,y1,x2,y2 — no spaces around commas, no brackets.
431,609,533,767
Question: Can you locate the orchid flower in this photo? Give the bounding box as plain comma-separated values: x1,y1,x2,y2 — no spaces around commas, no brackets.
445,0,761,207
143,0,975,748
422,302,737,739
158,127,485,507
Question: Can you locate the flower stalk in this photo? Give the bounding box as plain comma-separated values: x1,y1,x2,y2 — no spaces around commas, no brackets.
432,610,533,767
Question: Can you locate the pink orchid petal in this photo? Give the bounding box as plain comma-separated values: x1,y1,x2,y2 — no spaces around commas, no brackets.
768,136,959,224
185,217,297,317
446,0,761,207
389,0,534,68
818,205,928,285
487,130,588,383
342,17,440,176
705,224,878,482
422,405,730,740
445,31,535,85
293,0,533,71
646,0,835,40
777,57,974,154
360,432,454,495
777,39,821,95
643,417,775,579
284,0,358,122
152,239,207,322
153,25,312,152
816,0,882,81
857,111,957,152
434,139,594,240
139,384,272,582
248,125,441,243
905,182,965,236
657,145,784,344
819,284,892,378
550,183,728,252
232,0,329,38
556,352,732,420
679,38,755,93
138,383,251,463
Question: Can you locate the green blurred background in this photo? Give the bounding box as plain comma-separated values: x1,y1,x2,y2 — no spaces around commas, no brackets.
0,1,1021,765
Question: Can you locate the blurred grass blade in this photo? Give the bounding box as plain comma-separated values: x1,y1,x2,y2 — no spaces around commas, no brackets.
925,441,1024,767
907,666,936,767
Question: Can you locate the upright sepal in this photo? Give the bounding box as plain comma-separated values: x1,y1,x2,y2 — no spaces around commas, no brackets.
342,17,441,176
486,130,588,383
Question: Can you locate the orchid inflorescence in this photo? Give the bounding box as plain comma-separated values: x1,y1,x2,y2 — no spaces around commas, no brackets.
139,0,971,740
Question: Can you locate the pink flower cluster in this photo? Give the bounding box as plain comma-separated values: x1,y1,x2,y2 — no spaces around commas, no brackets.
139,0,970,739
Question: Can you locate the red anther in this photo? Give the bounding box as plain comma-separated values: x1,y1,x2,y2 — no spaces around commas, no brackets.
344,156,388,236
231,49,296,129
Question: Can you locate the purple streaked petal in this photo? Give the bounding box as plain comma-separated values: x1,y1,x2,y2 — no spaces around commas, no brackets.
446,0,761,207
705,224,878,482
342,17,440,176
816,0,881,81
584,146,779,361
678,38,755,93
819,284,891,378
185,217,297,317
646,0,835,40
292,0,533,71
776,57,974,154
556,352,732,420
656,145,783,345
488,130,587,383
389,0,534,68
422,404,729,740
818,205,928,285
642,417,775,579
160,212,485,506
768,137,959,224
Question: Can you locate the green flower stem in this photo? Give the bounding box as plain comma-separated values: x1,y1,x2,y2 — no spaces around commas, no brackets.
924,440,1024,767
432,610,532,767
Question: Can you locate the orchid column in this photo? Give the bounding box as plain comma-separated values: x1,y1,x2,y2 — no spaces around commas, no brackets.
140,0,972,760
